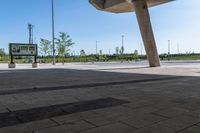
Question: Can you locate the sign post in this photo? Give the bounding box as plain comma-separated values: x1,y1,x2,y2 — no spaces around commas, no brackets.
9,43,38,68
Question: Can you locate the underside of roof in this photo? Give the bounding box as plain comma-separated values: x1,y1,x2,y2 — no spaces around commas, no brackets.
89,0,174,13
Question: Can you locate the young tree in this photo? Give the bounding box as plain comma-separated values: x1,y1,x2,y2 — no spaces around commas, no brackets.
80,49,87,62
134,50,139,55
55,32,74,58
0,48,6,61
115,47,119,55
99,50,103,55
0,48,5,56
39,39,52,56
80,49,86,57
119,45,124,55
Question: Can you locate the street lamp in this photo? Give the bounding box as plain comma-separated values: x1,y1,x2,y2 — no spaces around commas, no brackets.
122,35,124,47
168,40,170,61
177,43,180,54
121,35,124,54
96,40,98,55
52,0,56,65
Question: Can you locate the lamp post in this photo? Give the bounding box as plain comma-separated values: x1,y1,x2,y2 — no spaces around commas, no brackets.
168,40,170,61
28,23,34,44
96,40,98,55
122,35,124,47
121,35,124,54
52,0,56,65
177,43,179,54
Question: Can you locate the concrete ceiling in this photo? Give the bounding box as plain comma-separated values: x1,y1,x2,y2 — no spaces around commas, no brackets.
89,0,174,13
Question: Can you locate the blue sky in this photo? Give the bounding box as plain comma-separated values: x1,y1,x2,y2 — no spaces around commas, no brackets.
0,0,200,55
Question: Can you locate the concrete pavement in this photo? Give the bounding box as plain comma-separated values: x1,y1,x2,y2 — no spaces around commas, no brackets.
0,62,200,133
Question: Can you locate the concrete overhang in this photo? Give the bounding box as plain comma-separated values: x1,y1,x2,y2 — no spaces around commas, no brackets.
89,0,174,13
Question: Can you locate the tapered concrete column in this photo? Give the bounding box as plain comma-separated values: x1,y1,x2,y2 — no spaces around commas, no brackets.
133,0,160,67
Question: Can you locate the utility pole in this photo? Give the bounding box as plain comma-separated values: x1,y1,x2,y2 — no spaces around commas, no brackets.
122,35,124,52
168,40,171,55
122,35,124,47
27,23,34,63
177,43,180,54
121,35,125,55
168,40,170,61
96,40,98,55
140,43,143,55
28,23,34,44
52,0,56,65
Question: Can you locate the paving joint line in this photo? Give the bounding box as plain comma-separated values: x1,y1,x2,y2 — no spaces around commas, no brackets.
175,122,200,133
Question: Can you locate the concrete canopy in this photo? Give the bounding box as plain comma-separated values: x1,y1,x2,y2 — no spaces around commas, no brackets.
89,0,173,13
89,0,174,67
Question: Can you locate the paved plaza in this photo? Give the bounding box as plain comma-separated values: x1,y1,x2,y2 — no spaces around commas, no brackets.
1,61,200,133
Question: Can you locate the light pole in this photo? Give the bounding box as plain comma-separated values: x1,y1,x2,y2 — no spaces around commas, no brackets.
96,40,98,55
140,43,143,55
121,35,124,54
168,40,170,61
122,35,124,47
52,0,56,65
28,23,34,44
177,43,180,54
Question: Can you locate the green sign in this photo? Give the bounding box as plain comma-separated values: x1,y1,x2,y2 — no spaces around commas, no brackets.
9,43,38,56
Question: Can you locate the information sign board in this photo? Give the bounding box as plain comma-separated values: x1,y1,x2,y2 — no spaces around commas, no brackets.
9,43,37,56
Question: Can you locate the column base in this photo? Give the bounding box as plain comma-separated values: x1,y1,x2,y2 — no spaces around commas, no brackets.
32,63,38,68
8,63,16,68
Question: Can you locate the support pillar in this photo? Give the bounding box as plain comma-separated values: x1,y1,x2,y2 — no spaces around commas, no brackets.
8,55,16,68
133,0,160,67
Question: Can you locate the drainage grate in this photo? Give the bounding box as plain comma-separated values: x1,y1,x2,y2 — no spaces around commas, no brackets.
0,97,129,128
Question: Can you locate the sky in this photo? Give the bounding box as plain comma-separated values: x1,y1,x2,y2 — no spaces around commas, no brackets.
0,0,200,55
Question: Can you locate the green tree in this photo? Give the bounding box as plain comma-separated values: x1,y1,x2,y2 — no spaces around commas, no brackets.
115,47,119,55
134,50,139,56
99,50,103,55
119,45,124,55
56,32,74,58
99,50,108,62
0,48,5,56
0,48,6,61
80,49,87,62
80,49,86,57
39,39,52,56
